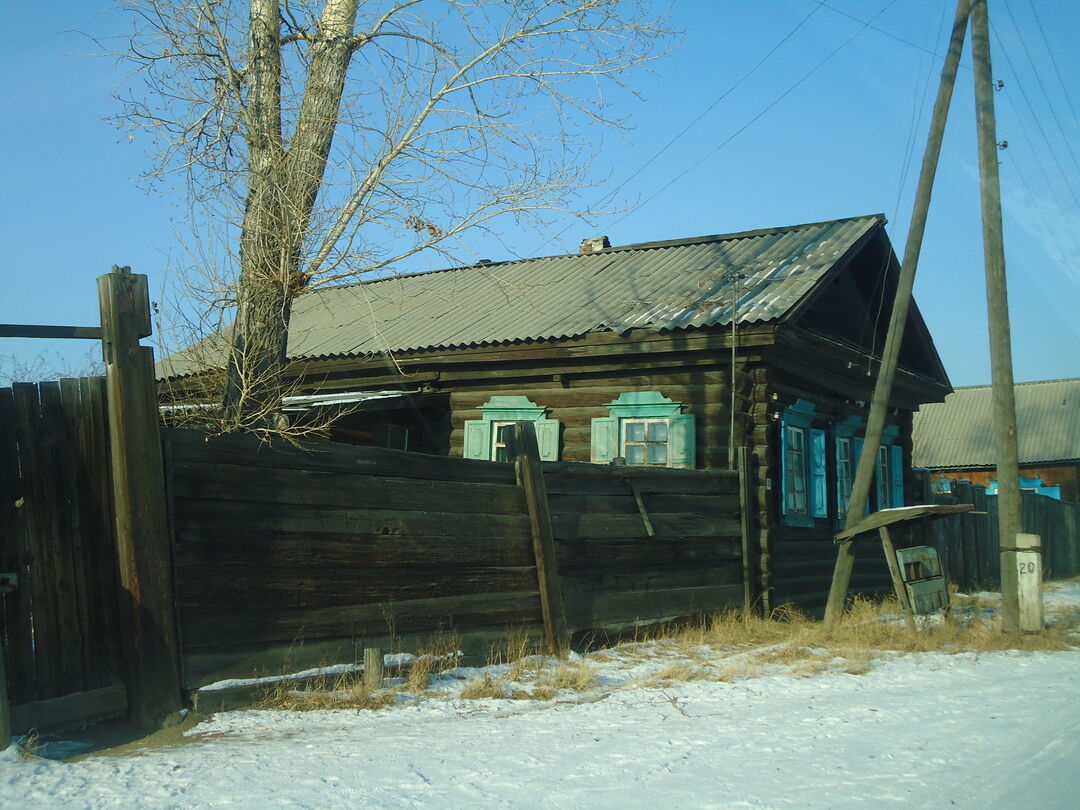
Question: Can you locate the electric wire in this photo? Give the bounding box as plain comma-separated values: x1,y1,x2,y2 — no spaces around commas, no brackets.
1001,0,1080,173
1026,0,1080,131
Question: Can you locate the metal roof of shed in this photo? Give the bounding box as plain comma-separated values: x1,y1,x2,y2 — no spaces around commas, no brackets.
912,378,1080,468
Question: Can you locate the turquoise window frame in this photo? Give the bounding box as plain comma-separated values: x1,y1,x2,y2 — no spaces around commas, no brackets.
779,399,827,527
590,391,696,469
463,396,560,461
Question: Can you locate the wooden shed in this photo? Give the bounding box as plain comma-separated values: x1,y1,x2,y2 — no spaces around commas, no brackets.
162,213,952,612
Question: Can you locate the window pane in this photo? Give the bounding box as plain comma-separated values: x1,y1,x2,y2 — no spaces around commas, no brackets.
625,421,645,442
648,421,668,442
651,443,668,464
625,444,645,464
494,446,510,463
497,423,515,443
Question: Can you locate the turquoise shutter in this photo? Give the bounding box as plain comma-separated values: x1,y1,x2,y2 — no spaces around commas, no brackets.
890,444,904,507
535,419,561,461
463,420,493,460
779,417,790,515
852,436,869,516
668,414,696,469
590,416,618,463
810,428,827,518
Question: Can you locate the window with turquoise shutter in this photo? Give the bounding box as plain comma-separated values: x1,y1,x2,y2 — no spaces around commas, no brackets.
779,399,826,527
463,396,560,461
590,391,695,468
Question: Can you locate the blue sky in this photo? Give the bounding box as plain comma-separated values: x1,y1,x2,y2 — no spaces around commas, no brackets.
2,0,1078,387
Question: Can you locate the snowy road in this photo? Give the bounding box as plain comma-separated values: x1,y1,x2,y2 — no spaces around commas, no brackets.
4,647,1078,809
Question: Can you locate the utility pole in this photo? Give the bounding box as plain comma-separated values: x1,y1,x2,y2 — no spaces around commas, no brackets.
823,0,971,631
971,0,1022,633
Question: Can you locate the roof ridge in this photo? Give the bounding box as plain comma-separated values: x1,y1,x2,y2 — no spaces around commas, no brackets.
951,377,1080,390
298,213,887,296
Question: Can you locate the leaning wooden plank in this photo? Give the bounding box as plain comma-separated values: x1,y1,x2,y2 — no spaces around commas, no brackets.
833,504,974,541
165,428,518,484
9,684,127,735
552,513,742,541
169,462,527,516
510,422,569,656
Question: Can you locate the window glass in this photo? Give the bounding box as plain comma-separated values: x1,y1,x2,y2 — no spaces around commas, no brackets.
785,426,808,514
492,421,519,462
622,418,670,466
876,445,891,509
837,437,853,515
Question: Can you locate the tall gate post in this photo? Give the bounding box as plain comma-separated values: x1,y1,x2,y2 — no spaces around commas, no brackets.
97,267,182,727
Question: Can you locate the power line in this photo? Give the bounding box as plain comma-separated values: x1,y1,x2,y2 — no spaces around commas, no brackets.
529,2,830,254
990,20,1080,213
1001,0,1080,174
596,1,899,237
1026,0,1080,132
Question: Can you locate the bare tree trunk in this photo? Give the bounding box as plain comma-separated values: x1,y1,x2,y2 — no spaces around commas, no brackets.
223,0,358,426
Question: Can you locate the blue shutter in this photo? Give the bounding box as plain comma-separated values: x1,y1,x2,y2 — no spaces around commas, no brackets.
668,414,696,469
890,444,904,508
535,419,561,461
810,428,827,518
779,416,790,515
852,436,869,516
463,420,493,460
590,416,618,463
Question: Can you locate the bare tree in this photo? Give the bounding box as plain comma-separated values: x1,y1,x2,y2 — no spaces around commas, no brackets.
117,0,670,429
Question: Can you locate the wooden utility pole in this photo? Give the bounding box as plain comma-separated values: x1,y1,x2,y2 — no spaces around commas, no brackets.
823,0,971,631
970,0,1022,632
97,267,183,727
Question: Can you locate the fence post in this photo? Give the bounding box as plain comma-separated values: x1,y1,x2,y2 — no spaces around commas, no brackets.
510,422,569,657
97,267,182,728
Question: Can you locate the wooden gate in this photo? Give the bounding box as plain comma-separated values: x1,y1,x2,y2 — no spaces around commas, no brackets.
0,378,128,732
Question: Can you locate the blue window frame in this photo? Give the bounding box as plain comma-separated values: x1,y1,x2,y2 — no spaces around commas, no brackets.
779,399,827,527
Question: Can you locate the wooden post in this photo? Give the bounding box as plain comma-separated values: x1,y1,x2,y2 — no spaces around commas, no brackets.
363,648,384,691
737,447,757,614
97,267,182,728
823,0,971,631
879,527,917,634
510,422,569,658
971,0,1023,633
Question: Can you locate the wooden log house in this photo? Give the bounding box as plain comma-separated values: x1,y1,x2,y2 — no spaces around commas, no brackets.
161,214,952,612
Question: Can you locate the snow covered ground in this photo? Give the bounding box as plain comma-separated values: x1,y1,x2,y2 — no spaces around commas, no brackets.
4,583,1079,809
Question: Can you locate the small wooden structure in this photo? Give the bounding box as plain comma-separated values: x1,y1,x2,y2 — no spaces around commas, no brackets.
832,504,974,631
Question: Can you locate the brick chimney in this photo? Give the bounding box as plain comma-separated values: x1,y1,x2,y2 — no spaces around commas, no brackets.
579,235,611,254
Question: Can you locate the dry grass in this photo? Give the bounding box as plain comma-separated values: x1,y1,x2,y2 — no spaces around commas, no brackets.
260,670,397,712
460,674,507,700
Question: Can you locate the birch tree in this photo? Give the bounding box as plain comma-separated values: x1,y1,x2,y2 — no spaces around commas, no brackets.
118,0,669,429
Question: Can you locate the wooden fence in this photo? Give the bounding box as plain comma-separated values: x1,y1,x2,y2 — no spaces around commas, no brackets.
926,480,1080,590
0,379,128,732
165,427,748,689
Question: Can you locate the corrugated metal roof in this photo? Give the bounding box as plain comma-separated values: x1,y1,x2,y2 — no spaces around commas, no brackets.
160,214,883,378
912,378,1080,468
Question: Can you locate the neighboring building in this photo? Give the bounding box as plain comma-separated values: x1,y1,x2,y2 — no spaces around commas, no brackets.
913,377,1080,502
162,213,952,610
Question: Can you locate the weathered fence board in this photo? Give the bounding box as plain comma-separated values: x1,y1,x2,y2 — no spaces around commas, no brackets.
0,378,126,729
165,429,749,687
